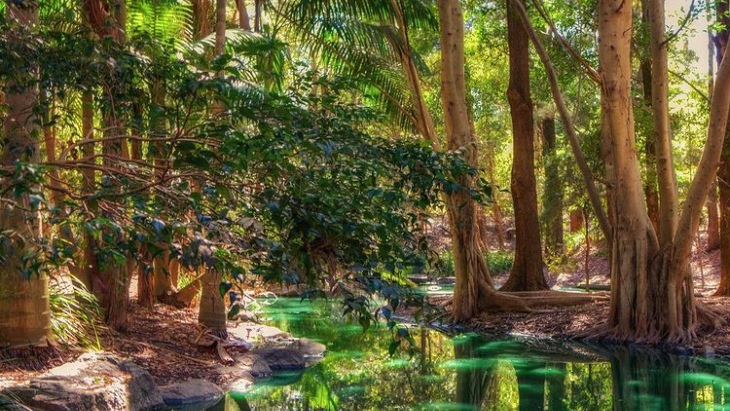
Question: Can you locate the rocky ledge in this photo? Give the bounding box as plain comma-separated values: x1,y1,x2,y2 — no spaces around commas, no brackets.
2,323,326,411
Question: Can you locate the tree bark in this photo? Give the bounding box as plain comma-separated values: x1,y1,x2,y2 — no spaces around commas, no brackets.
648,0,679,246
505,0,611,242
254,0,262,33
638,7,661,236
597,0,663,342
437,0,527,321
502,0,547,292
151,79,174,298
236,0,251,30
198,0,228,335
541,117,564,255
97,0,130,330
714,0,730,295
707,181,720,251
0,0,51,348
486,150,506,249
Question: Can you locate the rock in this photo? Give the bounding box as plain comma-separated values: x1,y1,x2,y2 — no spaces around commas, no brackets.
226,374,255,393
228,324,292,344
288,338,326,359
234,353,272,378
257,348,305,371
3,352,164,411
159,379,223,408
0,394,33,411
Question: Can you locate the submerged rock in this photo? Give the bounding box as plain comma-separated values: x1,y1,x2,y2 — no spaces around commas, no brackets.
257,348,305,371
3,352,164,411
287,338,326,359
159,378,223,408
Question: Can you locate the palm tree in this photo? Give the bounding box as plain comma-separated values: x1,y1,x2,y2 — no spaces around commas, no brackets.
277,0,438,142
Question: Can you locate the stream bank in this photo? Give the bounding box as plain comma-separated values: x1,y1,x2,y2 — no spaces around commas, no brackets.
0,303,325,411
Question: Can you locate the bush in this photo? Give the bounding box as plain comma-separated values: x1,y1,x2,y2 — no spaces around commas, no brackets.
49,276,104,350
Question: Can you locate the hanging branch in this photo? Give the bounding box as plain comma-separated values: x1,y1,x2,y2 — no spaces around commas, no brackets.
508,0,612,241
531,0,602,85
662,0,697,46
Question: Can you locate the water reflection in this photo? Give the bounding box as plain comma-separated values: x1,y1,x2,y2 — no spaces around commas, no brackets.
195,299,730,411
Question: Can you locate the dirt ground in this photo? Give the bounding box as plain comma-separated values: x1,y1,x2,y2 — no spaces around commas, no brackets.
0,303,233,389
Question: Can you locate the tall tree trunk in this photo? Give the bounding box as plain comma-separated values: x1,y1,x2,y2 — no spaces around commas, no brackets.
707,182,720,250
598,0,662,342
541,116,564,255
236,0,251,30
151,79,174,298
192,0,211,39
486,150,506,249
80,92,99,292
198,0,228,335
97,0,130,330
648,0,678,246
638,4,661,236
595,0,730,343
437,0,527,321
715,0,730,295
706,18,720,252
502,0,547,291
254,0,262,32
0,0,51,348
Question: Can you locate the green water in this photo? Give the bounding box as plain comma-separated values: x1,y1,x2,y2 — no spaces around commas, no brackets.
206,298,730,411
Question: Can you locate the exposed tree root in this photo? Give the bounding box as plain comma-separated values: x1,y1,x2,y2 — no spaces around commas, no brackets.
441,290,605,317
575,301,725,347
159,274,203,308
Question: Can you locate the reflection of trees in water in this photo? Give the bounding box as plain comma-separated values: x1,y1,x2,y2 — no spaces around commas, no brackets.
242,300,730,410
449,338,730,411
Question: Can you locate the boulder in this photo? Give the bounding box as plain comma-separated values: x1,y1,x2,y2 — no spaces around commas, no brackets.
256,348,305,371
226,375,255,394
0,394,33,411
3,353,164,411
287,338,326,359
159,379,223,408
234,353,272,378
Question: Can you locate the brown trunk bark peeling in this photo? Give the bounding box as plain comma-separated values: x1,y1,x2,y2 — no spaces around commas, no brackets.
502,0,547,292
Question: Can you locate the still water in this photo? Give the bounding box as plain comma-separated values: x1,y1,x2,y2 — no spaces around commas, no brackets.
204,298,730,411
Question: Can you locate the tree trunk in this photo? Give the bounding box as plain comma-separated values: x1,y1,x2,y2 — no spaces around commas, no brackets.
80,92,99,292
199,270,227,335
0,1,51,348
198,0,229,335
648,0,678,246
638,15,661,236
707,181,720,251
136,250,155,308
502,0,546,291
151,79,174,298
541,116,564,256
596,0,730,343
192,0,211,40
486,151,506,249
715,0,730,295
598,0,663,342
254,0,262,33
97,0,130,330
437,0,527,321
569,210,584,232
236,0,251,30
